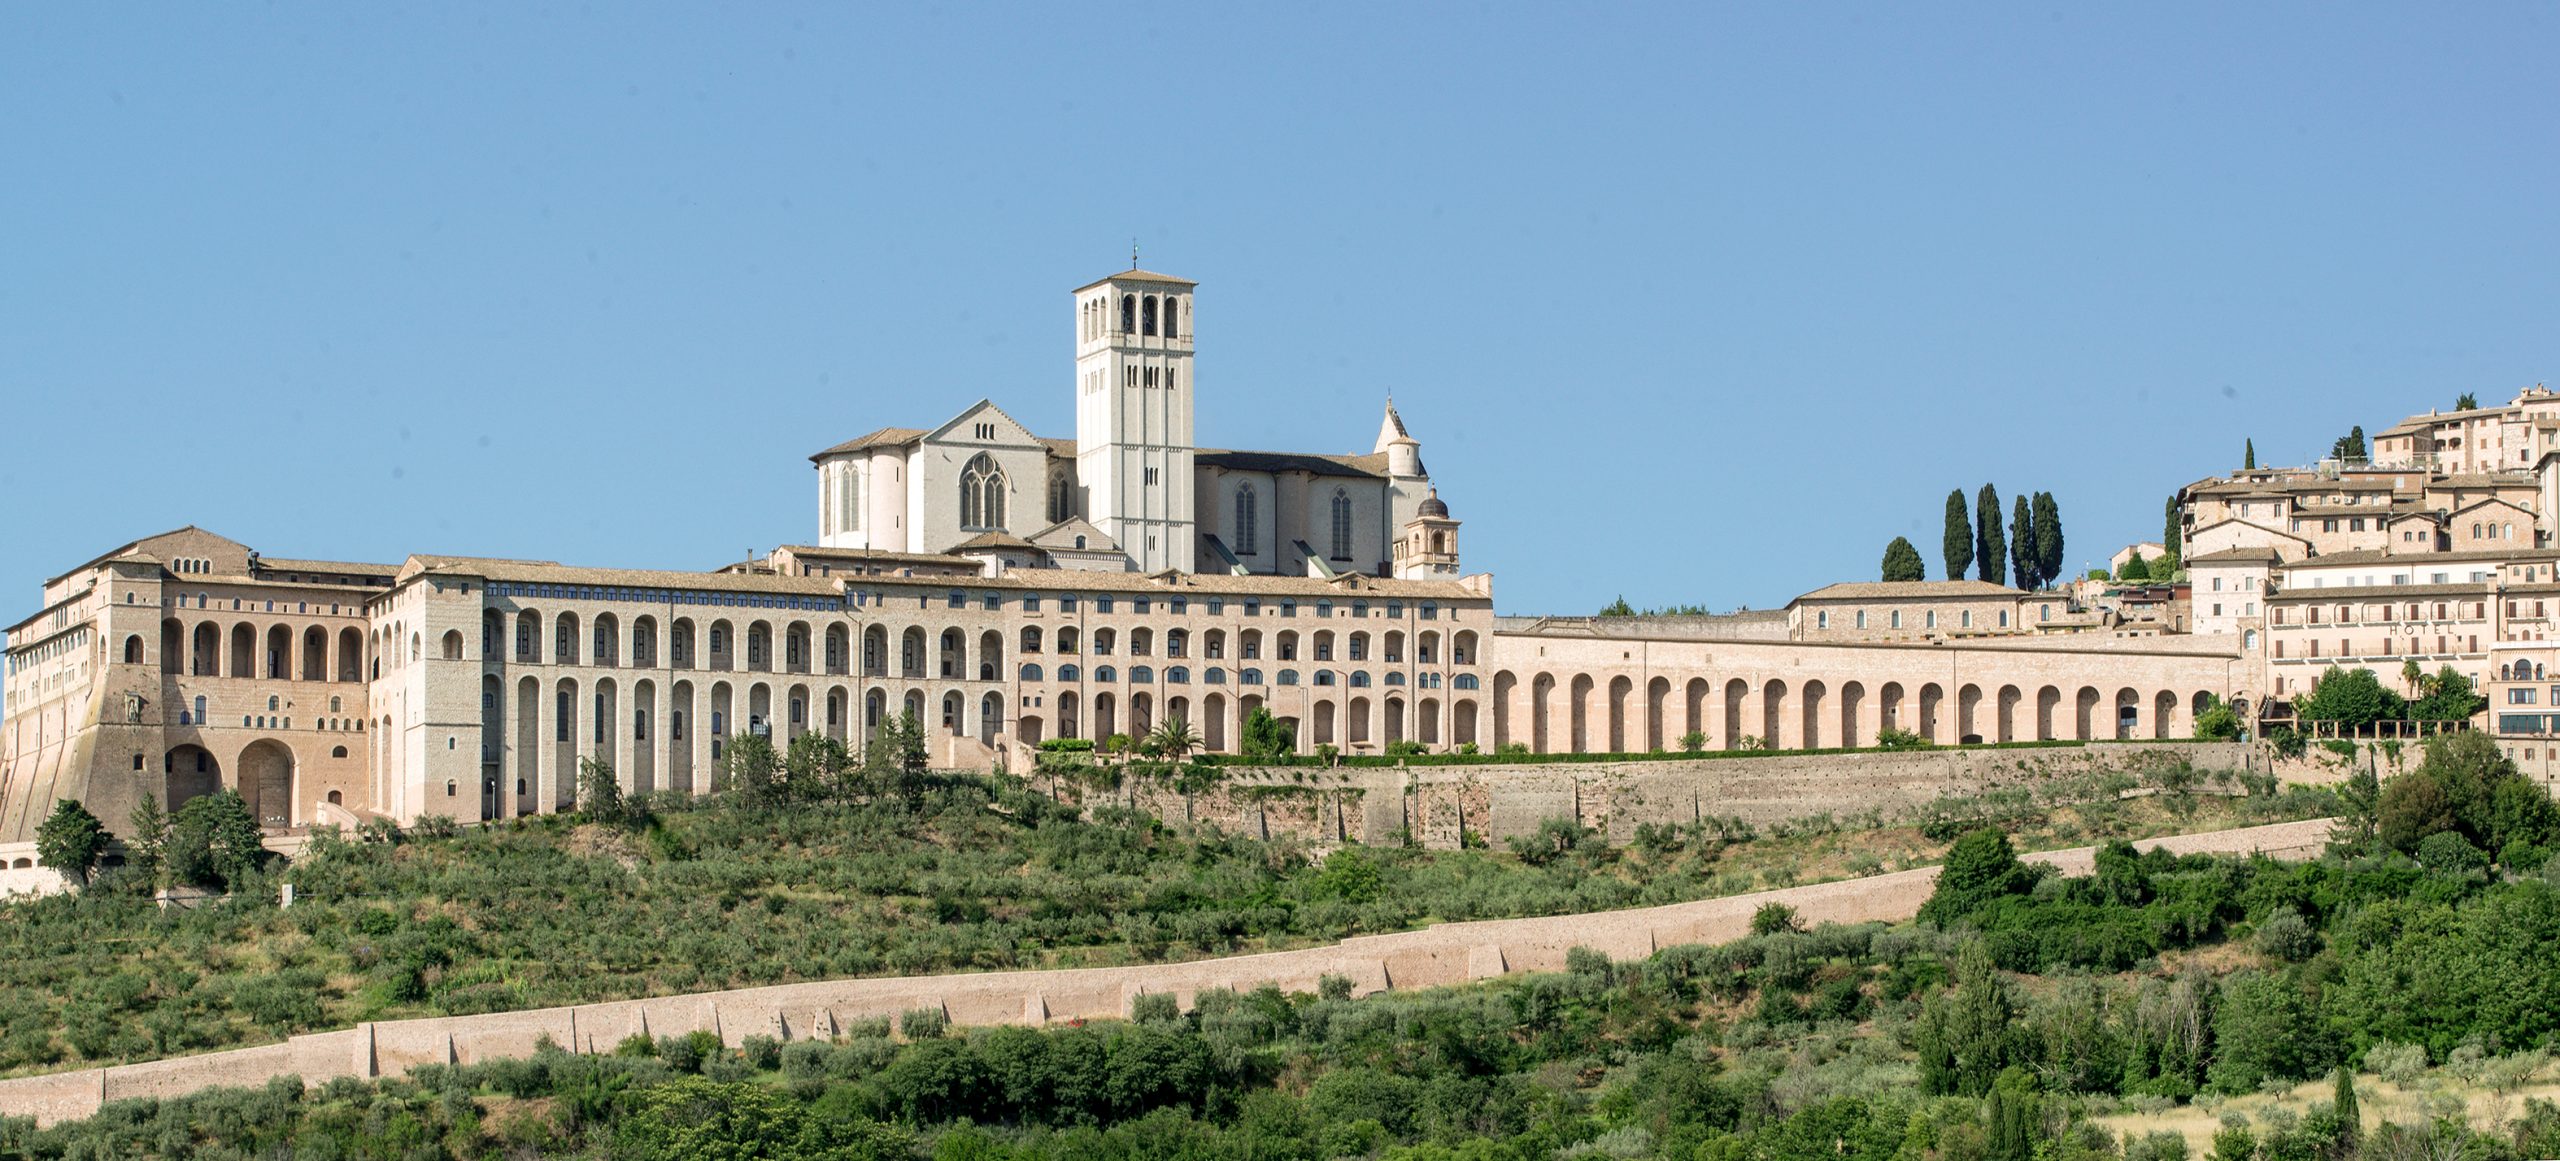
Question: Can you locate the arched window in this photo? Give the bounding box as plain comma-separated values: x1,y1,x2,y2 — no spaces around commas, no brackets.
123,635,143,664
1454,674,1480,690
1168,667,1190,684
1050,472,1074,523
1205,667,1227,684
1131,666,1153,684
1058,664,1081,682
1142,295,1158,336
960,453,1007,531
1120,294,1135,333
1021,664,1044,682
1330,488,1353,560
1096,666,1117,683
1235,484,1259,554
1164,296,1179,339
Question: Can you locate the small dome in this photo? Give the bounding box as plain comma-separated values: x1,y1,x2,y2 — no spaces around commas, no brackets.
1417,488,1449,518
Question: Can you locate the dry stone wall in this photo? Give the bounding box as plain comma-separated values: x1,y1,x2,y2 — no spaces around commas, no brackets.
0,815,2330,1128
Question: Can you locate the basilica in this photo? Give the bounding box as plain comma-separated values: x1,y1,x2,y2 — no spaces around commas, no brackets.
0,264,2247,853
806,267,1461,582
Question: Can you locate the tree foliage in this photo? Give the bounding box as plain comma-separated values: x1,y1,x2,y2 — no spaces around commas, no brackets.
2293,665,2405,729
1943,489,1973,582
168,790,262,890
2032,491,2064,589
1974,484,2005,585
2009,493,2035,590
34,800,108,888
1879,536,1926,583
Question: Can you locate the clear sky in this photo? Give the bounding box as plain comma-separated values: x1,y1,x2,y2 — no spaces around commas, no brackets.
3,4,2555,620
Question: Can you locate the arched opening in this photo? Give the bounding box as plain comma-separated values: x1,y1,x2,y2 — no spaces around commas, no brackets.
165,744,219,809
2154,690,2178,739
1531,673,1556,753
1918,683,1944,743
960,453,1007,531
304,625,329,680
1606,675,1632,752
122,634,144,665
1453,698,1478,747
979,693,1002,746
1997,685,2023,743
441,629,464,661
239,738,295,829
1724,678,1747,750
1957,684,1983,743
1141,294,1158,336
1646,677,1671,751
1569,674,1595,752
1801,680,1828,748
979,630,1004,681
160,619,182,673
2036,686,2061,741
1762,679,1788,749
2076,686,2102,741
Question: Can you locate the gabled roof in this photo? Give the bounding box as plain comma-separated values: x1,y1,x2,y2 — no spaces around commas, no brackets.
809,427,927,461
2185,546,2284,564
1028,518,1119,552
949,531,1041,552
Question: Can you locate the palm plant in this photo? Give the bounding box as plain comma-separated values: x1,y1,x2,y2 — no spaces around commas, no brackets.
1146,717,1202,764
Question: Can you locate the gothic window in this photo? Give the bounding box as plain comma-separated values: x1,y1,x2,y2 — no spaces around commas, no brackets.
960,453,1007,531
1236,484,1259,555
1050,472,1073,522
1330,489,1353,560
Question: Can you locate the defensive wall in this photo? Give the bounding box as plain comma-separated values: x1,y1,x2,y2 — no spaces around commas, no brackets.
1105,739,2263,847
0,816,2333,1128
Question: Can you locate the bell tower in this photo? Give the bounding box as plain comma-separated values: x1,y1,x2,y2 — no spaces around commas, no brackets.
1073,264,1197,572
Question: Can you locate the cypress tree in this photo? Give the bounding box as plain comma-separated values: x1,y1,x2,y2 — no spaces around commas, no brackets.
1943,489,1973,582
2161,494,2182,570
2333,1065,2360,1148
1881,537,1926,582
1974,485,2004,585
2244,438,2256,469
2033,492,2064,587
2010,493,2035,589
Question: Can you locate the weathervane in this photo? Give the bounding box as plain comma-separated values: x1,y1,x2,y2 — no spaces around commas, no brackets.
1131,238,1139,269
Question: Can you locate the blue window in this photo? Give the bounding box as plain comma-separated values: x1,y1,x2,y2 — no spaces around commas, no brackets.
1277,669,1300,686
1096,666,1117,683
1315,671,1336,686
1204,667,1227,684
1058,664,1081,682
1167,667,1190,684
1239,668,1263,685
1350,672,1372,688
1130,666,1153,683
1454,674,1480,690
1021,664,1044,682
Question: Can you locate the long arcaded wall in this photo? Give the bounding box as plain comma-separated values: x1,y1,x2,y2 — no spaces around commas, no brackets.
0,816,2332,1128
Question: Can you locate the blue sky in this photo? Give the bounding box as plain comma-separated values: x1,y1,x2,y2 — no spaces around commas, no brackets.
3,4,2555,619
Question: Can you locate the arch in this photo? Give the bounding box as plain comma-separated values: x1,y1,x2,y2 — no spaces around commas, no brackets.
555,677,583,808
1204,691,1229,752
2190,690,2215,727
2154,690,2178,740
1996,685,2022,743
979,630,1004,681
1684,677,1708,744
784,621,812,674
1840,681,1866,748
1057,625,1080,656
708,619,734,671
1878,682,1905,735
941,689,965,734
1314,699,1338,746
338,625,363,681
825,623,849,675
940,627,966,679
593,613,620,667
165,744,219,809
1120,293,1135,332
1141,294,1157,336
745,621,773,672
227,622,255,676
1453,698,1478,747
554,611,580,666
901,626,927,677
160,618,182,673
193,621,219,676
1724,678,1748,750
825,685,849,741
238,738,295,829
2075,686,2102,740
517,675,541,812
960,452,1007,531
1094,691,1117,740
1762,679,1788,749
863,686,887,735
1957,684,1984,743
1568,674,1595,752
1531,672,1556,753
634,616,659,668
1646,677,1671,752
123,634,144,665
514,609,541,663
1384,696,1407,746
1492,670,1517,749
2114,687,2142,740
441,629,464,662
1329,488,1353,560
1017,711,1046,747
1130,691,1154,735
671,618,697,670
2035,685,2061,741
1607,675,1633,752
302,625,327,679
979,692,1003,746
863,625,889,675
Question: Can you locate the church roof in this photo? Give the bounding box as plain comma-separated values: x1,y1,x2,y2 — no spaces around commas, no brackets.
1073,268,1197,292
1374,399,1415,452
1028,518,1119,551
809,427,927,461
1792,580,2027,603
950,531,1042,552
1195,449,1386,479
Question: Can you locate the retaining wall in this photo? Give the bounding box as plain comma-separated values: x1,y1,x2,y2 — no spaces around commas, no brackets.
0,815,2333,1128
1114,740,2262,848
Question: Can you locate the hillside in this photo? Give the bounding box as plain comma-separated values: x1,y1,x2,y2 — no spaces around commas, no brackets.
0,759,2330,1078
7,733,2560,1159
